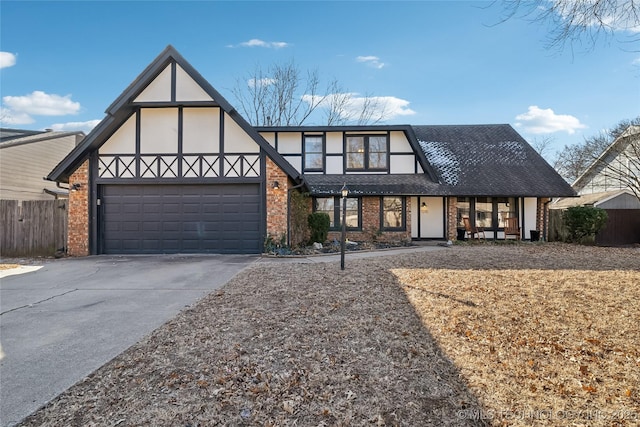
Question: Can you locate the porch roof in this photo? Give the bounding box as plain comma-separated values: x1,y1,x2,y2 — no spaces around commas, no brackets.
303,174,451,196
413,124,576,197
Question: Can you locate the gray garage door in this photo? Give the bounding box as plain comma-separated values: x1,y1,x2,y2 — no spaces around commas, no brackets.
100,184,262,254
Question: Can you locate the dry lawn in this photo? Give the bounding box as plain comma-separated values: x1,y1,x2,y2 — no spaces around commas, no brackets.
19,243,640,427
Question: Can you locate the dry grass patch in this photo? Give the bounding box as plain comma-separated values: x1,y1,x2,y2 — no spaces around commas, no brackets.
0,264,21,270
18,244,639,426
391,244,640,426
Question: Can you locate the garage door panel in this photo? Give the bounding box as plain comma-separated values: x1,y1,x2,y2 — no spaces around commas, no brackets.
101,184,261,254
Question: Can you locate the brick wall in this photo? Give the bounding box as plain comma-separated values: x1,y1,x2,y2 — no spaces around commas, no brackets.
67,160,89,256
326,196,412,243
446,196,458,240
536,197,550,240
265,157,289,241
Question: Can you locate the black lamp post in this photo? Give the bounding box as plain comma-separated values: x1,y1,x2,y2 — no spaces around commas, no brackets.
340,183,349,270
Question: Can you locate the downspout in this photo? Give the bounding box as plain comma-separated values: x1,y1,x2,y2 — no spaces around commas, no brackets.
55,181,70,254
55,181,71,191
287,180,307,247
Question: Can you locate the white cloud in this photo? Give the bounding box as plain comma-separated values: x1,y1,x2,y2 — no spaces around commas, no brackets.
515,105,586,135
0,106,34,125
3,91,81,116
356,55,385,69
50,120,101,133
302,93,415,122
0,52,17,69
228,39,289,49
248,77,277,88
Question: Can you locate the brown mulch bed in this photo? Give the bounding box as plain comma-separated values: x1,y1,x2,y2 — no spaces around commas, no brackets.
19,243,640,426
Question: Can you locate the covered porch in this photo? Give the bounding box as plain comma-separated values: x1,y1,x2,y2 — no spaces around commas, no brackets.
410,196,542,241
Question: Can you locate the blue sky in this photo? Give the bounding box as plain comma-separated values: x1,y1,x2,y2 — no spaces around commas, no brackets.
1,0,638,161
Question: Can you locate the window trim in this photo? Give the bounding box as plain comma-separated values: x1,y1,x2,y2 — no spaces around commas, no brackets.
380,196,406,231
303,134,325,172
457,197,519,231
313,196,362,231
344,134,389,171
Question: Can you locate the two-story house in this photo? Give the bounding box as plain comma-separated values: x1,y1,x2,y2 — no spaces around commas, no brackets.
47,46,575,255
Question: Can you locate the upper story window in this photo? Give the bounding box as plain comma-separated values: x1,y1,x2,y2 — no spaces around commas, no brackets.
304,135,324,171
345,135,388,171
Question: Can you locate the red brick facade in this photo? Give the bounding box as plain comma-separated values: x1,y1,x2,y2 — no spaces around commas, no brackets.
67,160,90,256
536,197,550,240
326,196,412,244
446,197,458,240
265,157,289,240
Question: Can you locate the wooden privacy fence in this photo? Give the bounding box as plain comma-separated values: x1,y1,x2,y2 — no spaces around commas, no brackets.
548,208,640,246
0,199,67,257
595,209,640,246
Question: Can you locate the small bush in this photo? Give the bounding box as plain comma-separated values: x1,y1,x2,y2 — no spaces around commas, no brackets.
308,212,330,244
563,206,608,244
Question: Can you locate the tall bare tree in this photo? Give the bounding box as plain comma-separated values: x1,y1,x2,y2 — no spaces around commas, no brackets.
552,118,640,205
493,0,640,50
588,126,640,201
231,61,390,126
554,133,611,182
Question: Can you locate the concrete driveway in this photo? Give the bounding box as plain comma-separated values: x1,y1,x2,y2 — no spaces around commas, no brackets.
0,254,256,427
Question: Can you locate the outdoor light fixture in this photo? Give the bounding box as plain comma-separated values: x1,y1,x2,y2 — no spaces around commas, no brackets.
421,201,429,212
340,183,349,270
70,183,82,192
272,181,280,190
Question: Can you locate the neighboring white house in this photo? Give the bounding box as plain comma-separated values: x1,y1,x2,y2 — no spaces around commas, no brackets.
554,125,640,210
0,129,85,200
552,125,640,245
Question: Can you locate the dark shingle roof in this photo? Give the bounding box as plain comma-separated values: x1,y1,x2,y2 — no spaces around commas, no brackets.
304,174,444,196
413,124,576,197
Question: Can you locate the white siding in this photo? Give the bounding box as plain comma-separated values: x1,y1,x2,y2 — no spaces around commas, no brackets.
284,155,302,173
182,107,220,153
390,155,415,174
389,131,412,152
260,132,276,148
134,64,172,102
277,133,301,154
523,197,537,240
175,65,213,102
140,108,179,153
0,135,78,201
326,132,342,154
326,156,343,174
223,112,260,153
100,115,137,155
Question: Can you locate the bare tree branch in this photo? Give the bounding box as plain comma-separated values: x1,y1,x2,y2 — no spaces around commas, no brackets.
231,61,392,126
492,0,640,51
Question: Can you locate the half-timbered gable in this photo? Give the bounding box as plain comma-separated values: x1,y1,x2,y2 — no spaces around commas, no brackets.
48,45,299,255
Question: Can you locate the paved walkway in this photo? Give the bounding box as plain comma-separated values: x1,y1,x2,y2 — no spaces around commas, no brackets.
256,241,449,263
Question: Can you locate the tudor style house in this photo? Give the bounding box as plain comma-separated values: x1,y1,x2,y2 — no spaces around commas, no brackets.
47,46,575,255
